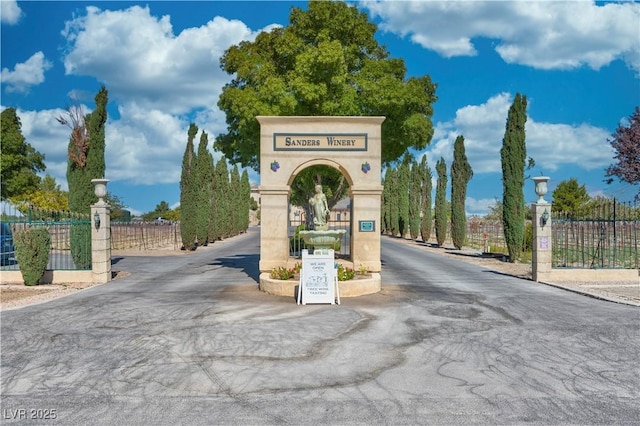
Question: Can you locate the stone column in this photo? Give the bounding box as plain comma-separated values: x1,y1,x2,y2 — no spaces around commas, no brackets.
532,202,552,282
350,185,383,273
91,179,111,283
259,185,291,272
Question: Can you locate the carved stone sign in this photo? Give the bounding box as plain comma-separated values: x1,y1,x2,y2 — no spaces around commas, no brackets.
273,133,367,151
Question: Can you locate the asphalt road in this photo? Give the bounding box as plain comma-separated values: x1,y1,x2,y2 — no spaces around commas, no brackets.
1,228,638,425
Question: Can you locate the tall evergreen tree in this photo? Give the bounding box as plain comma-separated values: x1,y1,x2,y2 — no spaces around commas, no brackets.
213,158,230,239
386,167,399,235
61,87,107,268
398,159,410,238
180,124,198,251
229,165,241,235
500,93,528,262
194,131,211,245
240,169,251,231
1,107,45,199
408,159,421,240
419,155,433,243
450,135,473,250
206,151,216,243
434,157,448,246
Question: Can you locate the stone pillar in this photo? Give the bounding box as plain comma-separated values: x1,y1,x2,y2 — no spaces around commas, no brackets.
532,203,552,282
531,176,551,282
259,185,291,272
350,185,383,272
91,179,111,284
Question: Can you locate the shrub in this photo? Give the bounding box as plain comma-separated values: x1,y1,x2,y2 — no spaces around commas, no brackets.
336,264,355,281
14,227,51,286
70,223,91,269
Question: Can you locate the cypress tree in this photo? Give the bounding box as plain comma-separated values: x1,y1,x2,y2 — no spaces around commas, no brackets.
387,167,399,236
451,135,473,250
66,86,107,268
206,150,216,243
180,124,198,250
500,93,528,262
419,155,433,243
214,158,230,239
408,159,421,240
434,157,447,246
382,168,392,233
240,169,251,231
194,131,211,246
230,165,241,235
398,159,410,238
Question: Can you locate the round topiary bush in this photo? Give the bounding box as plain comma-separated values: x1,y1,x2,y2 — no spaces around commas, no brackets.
14,227,51,286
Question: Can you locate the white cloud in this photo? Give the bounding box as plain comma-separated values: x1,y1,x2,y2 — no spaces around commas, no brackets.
425,92,613,176
0,0,22,25
61,5,273,114
1,51,52,93
363,0,640,72
14,107,78,191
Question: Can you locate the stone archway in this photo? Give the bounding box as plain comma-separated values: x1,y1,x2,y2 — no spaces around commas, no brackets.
257,116,384,281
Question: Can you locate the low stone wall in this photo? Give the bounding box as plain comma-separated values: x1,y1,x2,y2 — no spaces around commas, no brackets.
538,268,638,282
259,272,381,298
1,270,94,285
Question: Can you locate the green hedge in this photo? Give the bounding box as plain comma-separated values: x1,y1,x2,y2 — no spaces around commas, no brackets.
14,227,51,286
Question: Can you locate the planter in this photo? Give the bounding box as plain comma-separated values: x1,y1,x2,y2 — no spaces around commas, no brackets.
532,176,550,203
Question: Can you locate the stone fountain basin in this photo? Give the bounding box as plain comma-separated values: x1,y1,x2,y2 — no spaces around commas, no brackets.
299,229,346,250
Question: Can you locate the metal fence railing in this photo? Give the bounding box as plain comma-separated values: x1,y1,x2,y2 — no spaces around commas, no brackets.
1,199,91,271
552,200,639,269
289,216,351,259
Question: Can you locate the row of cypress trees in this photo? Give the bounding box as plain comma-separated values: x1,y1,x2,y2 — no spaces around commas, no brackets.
382,92,529,262
180,123,251,251
381,136,473,250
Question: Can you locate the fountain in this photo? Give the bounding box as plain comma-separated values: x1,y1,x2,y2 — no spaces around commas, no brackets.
299,184,346,250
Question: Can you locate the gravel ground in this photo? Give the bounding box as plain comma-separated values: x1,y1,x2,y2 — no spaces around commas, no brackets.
1,239,637,310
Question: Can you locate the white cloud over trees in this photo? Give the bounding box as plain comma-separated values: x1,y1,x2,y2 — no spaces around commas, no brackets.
363,0,640,73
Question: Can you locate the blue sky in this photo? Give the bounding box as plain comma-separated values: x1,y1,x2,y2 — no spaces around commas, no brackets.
1,0,638,216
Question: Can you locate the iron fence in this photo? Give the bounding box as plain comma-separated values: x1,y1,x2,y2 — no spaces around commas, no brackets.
552,200,639,269
289,215,351,258
1,199,91,271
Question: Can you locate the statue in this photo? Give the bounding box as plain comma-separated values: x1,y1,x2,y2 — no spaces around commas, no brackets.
300,183,345,250
309,184,330,230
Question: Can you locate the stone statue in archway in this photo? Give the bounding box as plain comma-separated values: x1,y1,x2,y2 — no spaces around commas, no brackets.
309,184,330,231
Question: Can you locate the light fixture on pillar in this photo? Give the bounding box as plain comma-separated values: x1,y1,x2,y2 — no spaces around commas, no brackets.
541,208,549,227
94,211,101,230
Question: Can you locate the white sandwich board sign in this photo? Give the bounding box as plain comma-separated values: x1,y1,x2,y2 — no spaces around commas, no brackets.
297,249,340,305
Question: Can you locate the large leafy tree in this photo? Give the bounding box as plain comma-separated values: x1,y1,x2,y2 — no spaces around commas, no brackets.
434,157,448,246
500,93,528,262
605,107,640,200
450,135,473,250
180,124,198,250
1,107,45,199
552,177,590,216
215,1,437,172
20,174,68,211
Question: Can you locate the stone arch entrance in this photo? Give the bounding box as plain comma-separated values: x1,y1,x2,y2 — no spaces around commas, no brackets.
257,116,384,283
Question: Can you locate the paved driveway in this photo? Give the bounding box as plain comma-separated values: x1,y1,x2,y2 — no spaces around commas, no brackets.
1,229,638,425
